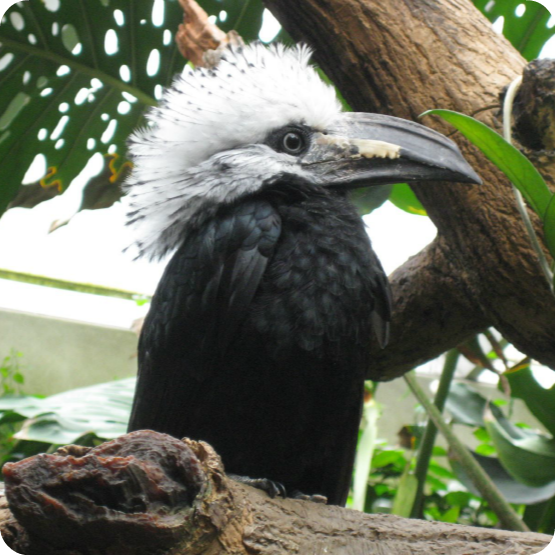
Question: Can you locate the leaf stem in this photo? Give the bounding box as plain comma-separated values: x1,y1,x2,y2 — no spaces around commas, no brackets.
404,371,529,532
410,349,459,518
0,268,150,302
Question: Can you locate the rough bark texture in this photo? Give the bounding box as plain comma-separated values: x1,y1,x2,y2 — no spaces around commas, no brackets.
0,432,550,555
263,0,555,380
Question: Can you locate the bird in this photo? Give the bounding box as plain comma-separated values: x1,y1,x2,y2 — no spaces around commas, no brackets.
126,43,480,506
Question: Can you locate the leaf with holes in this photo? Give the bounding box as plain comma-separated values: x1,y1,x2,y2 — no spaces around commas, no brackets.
473,0,555,60
0,0,171,215
0,0,267,217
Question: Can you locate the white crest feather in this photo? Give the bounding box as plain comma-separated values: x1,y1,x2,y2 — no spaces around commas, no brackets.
125,43,342,259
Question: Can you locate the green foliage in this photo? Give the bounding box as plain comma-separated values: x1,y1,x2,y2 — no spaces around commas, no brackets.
0,377,134,473
0,0,267,217
472,0,554,61
363,442,498,526
423,109,555,289
0,350,25,395
0,377,134,445
422,110,553,218
485,408,555,487
447,380,555,503
505,365,555,436
388,183,427,216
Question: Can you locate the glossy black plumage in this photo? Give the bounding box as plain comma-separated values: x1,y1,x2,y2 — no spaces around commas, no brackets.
128,185,391,505
125,43,482,507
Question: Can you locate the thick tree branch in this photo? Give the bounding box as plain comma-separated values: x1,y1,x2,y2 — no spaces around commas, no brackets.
368,238,491,380
264,0,555,377
0,432,550,554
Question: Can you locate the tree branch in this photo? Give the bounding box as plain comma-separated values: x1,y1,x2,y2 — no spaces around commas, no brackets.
367,237,490,380
1,431,550,554
264,0,555,375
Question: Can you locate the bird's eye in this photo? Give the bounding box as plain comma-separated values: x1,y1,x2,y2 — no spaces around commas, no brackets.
281,131,306,155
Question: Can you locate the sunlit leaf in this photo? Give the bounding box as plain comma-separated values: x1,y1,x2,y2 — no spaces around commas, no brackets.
473,0,554,60
388,183,427,216
422,109,553,219
0,0,172,215
0,0,267,216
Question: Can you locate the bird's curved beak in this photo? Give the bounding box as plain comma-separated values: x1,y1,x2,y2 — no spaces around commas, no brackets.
303,113,481,187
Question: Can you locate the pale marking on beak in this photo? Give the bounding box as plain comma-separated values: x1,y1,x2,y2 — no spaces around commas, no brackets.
315,134,401,160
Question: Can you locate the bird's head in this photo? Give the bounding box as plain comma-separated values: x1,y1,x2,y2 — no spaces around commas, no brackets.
126,43,480,259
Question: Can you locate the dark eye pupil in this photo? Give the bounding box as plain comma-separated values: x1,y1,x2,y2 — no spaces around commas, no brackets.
283,132,304,153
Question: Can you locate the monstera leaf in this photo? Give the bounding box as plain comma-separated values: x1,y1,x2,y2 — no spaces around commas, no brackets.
473,0,555,61
0,0,266,217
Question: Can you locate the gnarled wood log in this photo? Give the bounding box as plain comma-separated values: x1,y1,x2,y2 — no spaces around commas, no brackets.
0,431,550,554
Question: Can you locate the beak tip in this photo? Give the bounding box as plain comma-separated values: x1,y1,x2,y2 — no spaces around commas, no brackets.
459,165,482,186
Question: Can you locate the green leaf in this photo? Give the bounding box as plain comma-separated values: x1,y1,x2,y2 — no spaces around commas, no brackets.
350,185,392,216
388,183,427,216
523,495,555,534
451,449,555,504
0,0,174,214
504,365,555,437
421,110,553,219
0,0,267,216
437,506,460,523
372,448,406,469
485,407,555,487
445,382,505,427
391,469,418,518
0,378,134,445
472,0,554,61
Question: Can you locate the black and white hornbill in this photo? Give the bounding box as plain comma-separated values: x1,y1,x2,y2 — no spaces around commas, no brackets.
126,43,480,506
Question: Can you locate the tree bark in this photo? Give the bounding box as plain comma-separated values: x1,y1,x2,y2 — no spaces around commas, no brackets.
0,431,550,555
263,0,555,380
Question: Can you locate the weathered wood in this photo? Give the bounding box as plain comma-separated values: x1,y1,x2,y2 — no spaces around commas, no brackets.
0,432,550,554
263,0,555,380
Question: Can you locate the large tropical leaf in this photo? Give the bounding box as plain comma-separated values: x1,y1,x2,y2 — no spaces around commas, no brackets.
0,0,266,217
445,381,506,427
451,450,555,505
0,377,135,444
485,406,555,487
504,365,555,437
473,0,555,61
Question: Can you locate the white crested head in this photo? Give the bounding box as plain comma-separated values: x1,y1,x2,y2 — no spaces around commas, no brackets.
125,42,342,259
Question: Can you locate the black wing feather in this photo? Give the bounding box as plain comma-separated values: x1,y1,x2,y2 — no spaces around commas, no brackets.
128,199,281,432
